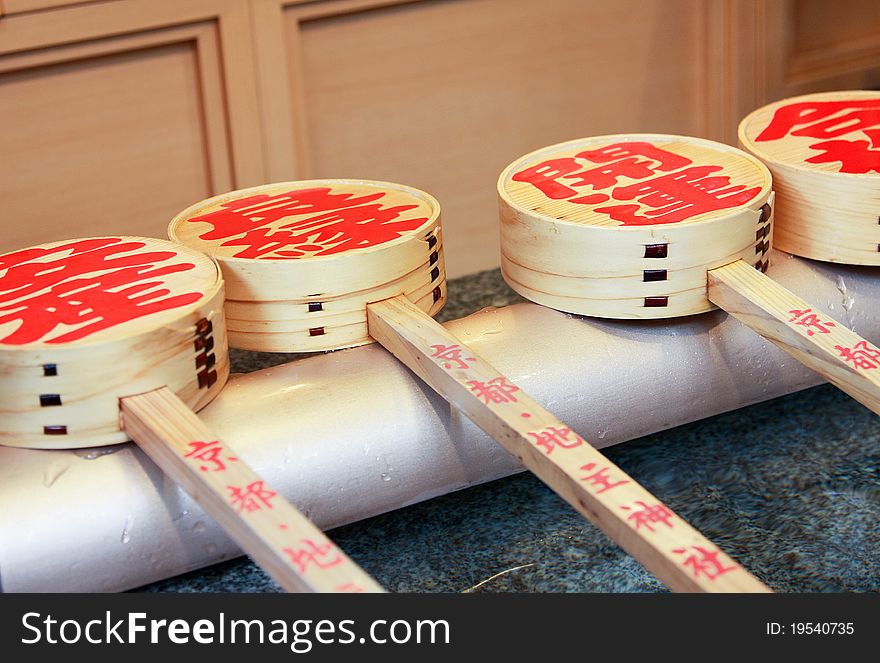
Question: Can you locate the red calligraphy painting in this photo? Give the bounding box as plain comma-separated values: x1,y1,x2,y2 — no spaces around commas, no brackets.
835,340,880,370
228,480,278,513
754,98,880,174
282,539,343,574
788,308,836,337
528,426,583,455
579,462,629,494
467,377,520,405
430,343,477,370
0,238,204,345
183,186,430,259
672,545,738,581
621,501,674,532
184,440,238,472
509,140,762,226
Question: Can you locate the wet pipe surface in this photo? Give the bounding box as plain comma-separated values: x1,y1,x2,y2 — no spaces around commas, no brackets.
140,269,879,593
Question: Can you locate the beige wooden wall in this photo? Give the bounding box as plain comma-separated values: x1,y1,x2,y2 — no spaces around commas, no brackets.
2,0,880,278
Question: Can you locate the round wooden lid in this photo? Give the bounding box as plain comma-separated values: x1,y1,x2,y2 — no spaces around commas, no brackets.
499,134,770,229
0,237,228,449
169,180,445,352
498,135,773,320
0,236,221,349
739,90,880,176
169,180,438,263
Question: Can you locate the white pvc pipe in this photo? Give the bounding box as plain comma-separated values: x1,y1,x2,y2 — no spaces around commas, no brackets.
0,251,877,591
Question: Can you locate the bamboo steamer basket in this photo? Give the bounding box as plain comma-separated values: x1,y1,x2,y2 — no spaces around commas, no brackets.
498,134,773,319
169,180,446,352
739,90,880,265
498,133,880,418
168,178,769,593
0,236,228,449
0,235,384,592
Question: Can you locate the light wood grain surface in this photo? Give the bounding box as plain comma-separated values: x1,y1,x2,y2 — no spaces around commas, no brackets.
4,1,879,273
122,387,384,593
0,236,229,448
0,234,383,592
739,91,880,265
367,295,771,593
709,259,880,415
498,135,773,318
171,180,445,352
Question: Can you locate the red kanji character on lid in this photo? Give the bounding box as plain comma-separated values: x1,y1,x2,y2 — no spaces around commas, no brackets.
576,142,693,171
0,238,202,345
556,157,653,195
430,343,476,370
596,166,763,226
188,187,429,259
510,140,761,225
228,481,277,512
672,545,738,581
282,539,343,574
467,377,520,405
193,187,388,240
511,158,585,199
512,142,692,202
805,133,880,174
755,99,880,173
788,308,836,336
580,462,629,493
756,99,880,142
621,501,674,532
528,426,583,455
835,340,880,370
184,440,237,472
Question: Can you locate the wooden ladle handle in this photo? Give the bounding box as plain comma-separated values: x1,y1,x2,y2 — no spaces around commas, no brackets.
121,387,384,593
709,259,880,416
367,295,770,592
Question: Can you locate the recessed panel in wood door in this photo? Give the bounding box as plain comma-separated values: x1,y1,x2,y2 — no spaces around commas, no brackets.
294,0,704,277
793,0,880,54
1,0,108,16
0,42,214,253
763,0,880,97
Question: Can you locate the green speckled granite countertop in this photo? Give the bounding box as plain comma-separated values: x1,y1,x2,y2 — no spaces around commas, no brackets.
140,269,879,593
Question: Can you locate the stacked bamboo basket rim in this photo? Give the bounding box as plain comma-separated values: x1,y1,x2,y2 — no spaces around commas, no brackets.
169,175,777,592
739,90,880,266
498,134,774,319
0,236,229,449
169,180,446,352
0,235,386,592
